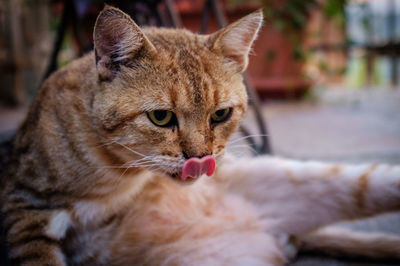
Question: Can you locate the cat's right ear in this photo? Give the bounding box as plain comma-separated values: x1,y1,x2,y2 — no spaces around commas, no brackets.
209,9,263,72
93,6,156,81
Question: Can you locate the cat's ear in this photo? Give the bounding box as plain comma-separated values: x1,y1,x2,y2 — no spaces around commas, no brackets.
93,6,156,81
210,10,263,72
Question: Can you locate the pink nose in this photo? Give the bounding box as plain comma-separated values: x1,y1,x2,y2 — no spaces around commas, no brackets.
181,155,216,180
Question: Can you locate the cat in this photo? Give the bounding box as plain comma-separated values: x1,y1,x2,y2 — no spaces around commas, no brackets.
1,5,400,266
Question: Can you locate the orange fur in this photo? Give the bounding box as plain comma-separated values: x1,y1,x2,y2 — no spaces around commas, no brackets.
0,6,263,265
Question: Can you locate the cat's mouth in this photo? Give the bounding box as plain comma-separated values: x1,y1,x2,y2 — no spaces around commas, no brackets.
169,173,198,184
168,155,216,183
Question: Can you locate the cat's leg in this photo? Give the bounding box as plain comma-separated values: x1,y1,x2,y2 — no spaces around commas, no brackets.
299,226,400,260
216,155,400,235
1,197,70,266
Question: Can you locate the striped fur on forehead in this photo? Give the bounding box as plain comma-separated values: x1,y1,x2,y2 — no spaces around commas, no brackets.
178,49,204,106
142,28,228,109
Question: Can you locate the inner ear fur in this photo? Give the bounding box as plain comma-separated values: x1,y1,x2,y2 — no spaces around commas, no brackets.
210,9,264,72
93,5,156,81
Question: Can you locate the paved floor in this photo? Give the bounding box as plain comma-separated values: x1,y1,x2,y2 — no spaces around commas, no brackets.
238,87,400,164
1,87,400,265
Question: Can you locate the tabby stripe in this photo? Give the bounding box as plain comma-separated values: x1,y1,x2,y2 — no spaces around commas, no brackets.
9,252,43,265
96,145,128,171
2,203,55,217
20,204,56,211
7,196,30,205
156,35,174,50
3,216,46,236
2,205,64,234
2,206,29,218
102,112,141,133
354,164,377,210
54,106,88,166
2,208,46,233
13,182,63,200
3,216,22,234
9,223,44,238
55,129,82,163
169,85,178,109
213,84,220,106
8,235,59,248
12,183,47,199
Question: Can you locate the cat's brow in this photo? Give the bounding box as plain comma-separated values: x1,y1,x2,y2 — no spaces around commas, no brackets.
141,102,173,112
103,111,142,133
217,99,243,110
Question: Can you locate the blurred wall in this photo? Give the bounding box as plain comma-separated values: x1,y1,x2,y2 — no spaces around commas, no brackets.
0,0,53,106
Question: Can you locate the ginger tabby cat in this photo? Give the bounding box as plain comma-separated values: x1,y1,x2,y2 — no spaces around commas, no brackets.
1,6,400,266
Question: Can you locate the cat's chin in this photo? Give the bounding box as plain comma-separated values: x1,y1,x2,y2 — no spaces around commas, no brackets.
167,173,200,185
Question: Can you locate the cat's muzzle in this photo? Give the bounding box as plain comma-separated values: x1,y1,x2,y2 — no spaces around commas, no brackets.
169,155,216,183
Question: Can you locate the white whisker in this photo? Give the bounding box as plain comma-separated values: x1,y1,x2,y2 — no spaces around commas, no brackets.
227,144,257,154
228,134,269,145
116,142,147,158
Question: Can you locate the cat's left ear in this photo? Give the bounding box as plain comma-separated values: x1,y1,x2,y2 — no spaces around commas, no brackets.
210,9,263,72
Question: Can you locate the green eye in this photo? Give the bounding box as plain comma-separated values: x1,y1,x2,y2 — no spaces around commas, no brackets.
211,108,232,124
147,110,175,127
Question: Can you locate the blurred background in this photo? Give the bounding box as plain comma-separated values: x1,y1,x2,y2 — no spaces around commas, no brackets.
0,0,400,265
1,0,400,162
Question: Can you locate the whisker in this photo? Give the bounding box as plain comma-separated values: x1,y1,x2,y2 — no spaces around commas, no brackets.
227,144,257,154
93,157,155,169
93,140,117,148
228,134,270,145
225,150,252,158
116,142,147,158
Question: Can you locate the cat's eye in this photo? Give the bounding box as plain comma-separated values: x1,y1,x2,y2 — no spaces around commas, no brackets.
211,108,232,124
147,110,176,127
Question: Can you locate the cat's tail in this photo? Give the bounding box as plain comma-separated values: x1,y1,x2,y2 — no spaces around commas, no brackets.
298,226,400,261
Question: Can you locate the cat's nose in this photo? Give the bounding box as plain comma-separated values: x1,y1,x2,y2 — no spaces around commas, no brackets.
182,151,211,160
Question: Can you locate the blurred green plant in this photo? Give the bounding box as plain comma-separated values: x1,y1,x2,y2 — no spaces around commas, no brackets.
230,0,347,62
322,0,346,27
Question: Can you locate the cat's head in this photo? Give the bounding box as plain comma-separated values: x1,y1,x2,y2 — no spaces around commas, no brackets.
91,6,263,183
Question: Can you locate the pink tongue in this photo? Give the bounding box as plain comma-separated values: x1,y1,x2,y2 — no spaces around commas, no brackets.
181,155,216,180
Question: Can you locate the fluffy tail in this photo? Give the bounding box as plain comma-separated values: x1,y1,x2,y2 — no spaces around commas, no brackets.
299,226,400,261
